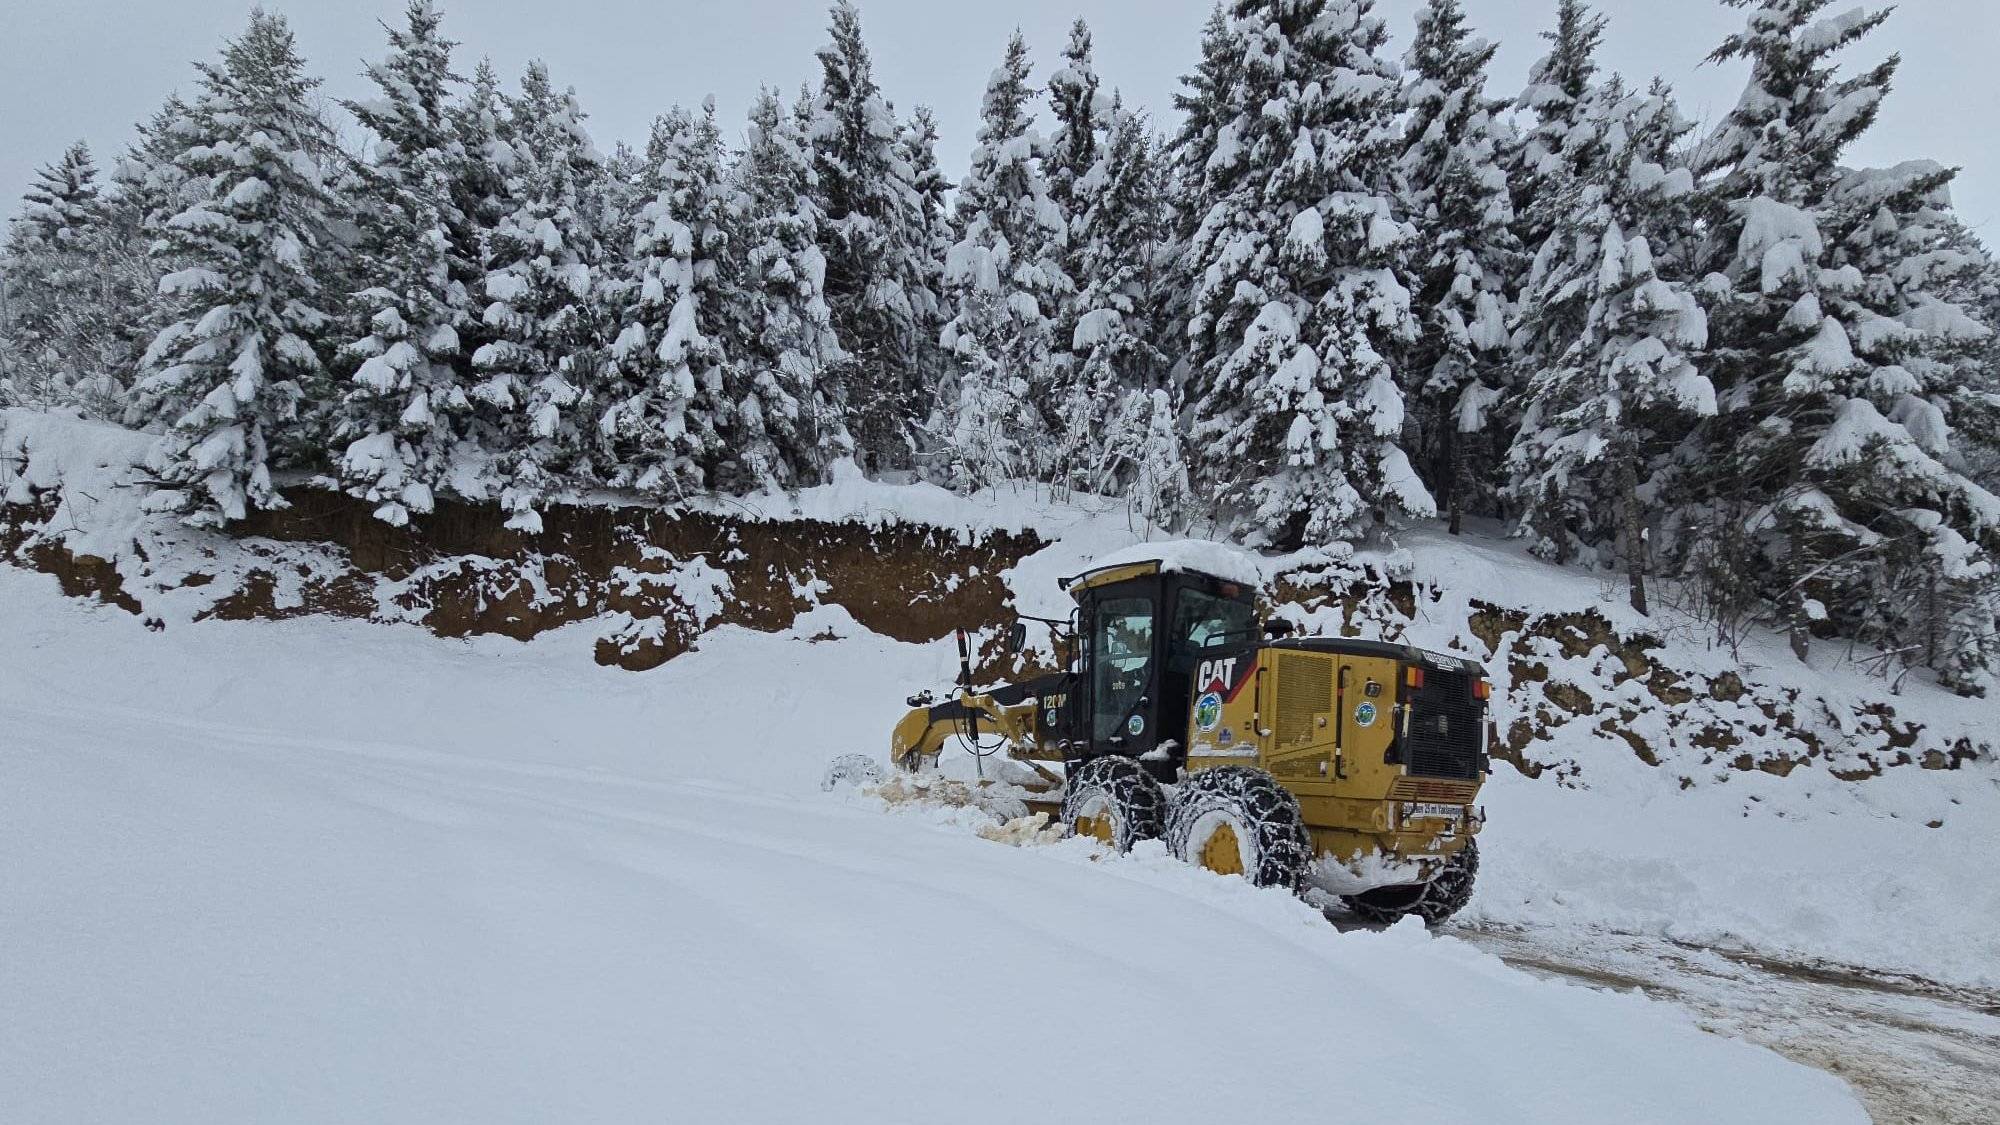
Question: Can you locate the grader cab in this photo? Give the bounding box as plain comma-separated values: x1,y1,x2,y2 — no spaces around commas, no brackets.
888,550,1494,923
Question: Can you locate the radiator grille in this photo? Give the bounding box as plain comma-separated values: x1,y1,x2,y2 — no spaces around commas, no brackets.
1275,654,1332,749
1405,669,1484,780
1388,777,1480,803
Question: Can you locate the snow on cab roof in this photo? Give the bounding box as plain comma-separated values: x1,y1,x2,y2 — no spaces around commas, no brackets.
1070,539,1268,588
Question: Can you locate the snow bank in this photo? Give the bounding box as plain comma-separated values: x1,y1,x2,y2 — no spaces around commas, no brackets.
0,567,1863,1123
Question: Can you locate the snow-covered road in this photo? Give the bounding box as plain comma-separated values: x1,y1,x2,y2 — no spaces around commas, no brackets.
1451,924,2000,1124
0,569,1872,1122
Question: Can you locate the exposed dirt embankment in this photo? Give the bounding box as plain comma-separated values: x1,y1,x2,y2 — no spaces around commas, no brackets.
1,483,1042,671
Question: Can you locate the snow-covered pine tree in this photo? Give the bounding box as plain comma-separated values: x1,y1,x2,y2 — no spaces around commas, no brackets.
1169,4,1236,245
470,61,610,531
598,102,732,499
130,11,343,527
98,98,206,411
807,1,929,472
1065,99,1174,500
1164,4,1237,353
894,104,954,442
1042,19,1168,499
335,0,475,526
731,87,851,489
445,58,514,393
1044,19,1103,246
1398,0,1520,535
937,32,1071,491
1510,0,1607,254
0,142,132,415
1694,0,2000,687
1180,0,1426,548
1506,80,1714,613
1817,159,1998,691
1937,219,2000,494
1130,385,1193,533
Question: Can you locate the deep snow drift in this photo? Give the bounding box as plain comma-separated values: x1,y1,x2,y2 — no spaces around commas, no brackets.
0,567,1865,1123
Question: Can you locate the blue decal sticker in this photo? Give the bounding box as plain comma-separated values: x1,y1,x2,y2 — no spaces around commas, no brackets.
1354,701,1378,727
1194,692,1223,732
1127,713,1145,737
1218,728,1234,745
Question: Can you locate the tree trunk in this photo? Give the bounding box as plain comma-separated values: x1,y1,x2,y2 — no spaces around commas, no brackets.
1617,456,1649,616
1444,426,1464,537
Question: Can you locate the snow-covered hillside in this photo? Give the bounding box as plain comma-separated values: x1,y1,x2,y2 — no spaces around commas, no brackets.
0,566,1867,1123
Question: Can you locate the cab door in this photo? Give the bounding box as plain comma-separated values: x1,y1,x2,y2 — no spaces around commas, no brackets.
1076,585,1163,760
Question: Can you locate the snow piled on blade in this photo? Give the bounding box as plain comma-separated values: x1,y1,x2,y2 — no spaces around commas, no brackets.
0,566,1865,1124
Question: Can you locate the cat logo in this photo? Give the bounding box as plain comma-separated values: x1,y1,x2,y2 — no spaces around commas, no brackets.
1195,656,1241,693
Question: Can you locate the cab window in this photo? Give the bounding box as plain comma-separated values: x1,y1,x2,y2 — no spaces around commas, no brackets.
1092,596,1155,741
1172,588,1254,660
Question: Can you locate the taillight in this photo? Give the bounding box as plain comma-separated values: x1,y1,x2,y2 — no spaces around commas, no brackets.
1473,679,1491,701
1404,666,1425,691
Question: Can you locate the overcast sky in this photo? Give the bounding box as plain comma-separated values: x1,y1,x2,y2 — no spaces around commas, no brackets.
0,0,1992,242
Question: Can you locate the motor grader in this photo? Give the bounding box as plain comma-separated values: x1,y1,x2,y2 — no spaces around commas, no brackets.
887,549,1493,922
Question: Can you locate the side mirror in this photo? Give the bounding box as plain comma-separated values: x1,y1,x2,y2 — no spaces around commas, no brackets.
1005,621,1028,653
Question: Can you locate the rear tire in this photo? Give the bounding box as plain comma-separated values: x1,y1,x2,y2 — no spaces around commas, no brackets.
1165,766,1311,889
1343,839,1479,925
1060,756,1166,852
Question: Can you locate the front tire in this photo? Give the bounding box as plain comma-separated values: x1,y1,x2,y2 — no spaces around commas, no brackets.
1343,839,1480,925
1165,766,1311,889
1060,756,1166,852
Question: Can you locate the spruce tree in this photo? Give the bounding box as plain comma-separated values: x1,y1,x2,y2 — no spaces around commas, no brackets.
1044,20,1103,237
335,0,475,526
470,61,609,531
131,11,343,527
937,32,1070,490
1399,0,1520,535
807,1,928,471
1507,80,1714,613
1511,0,1608,253
446,58,514,402
0,142,132,415
1694,0,1999,686
899,104,955,413
1065,100,1173,498
733,87,851,489
1180,0,1426,548
599,102,732,499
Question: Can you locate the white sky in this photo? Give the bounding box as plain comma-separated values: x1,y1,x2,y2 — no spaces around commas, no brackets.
0,0,1992,243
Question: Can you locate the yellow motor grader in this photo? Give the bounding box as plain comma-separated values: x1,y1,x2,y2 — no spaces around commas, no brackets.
888,550,1493,922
